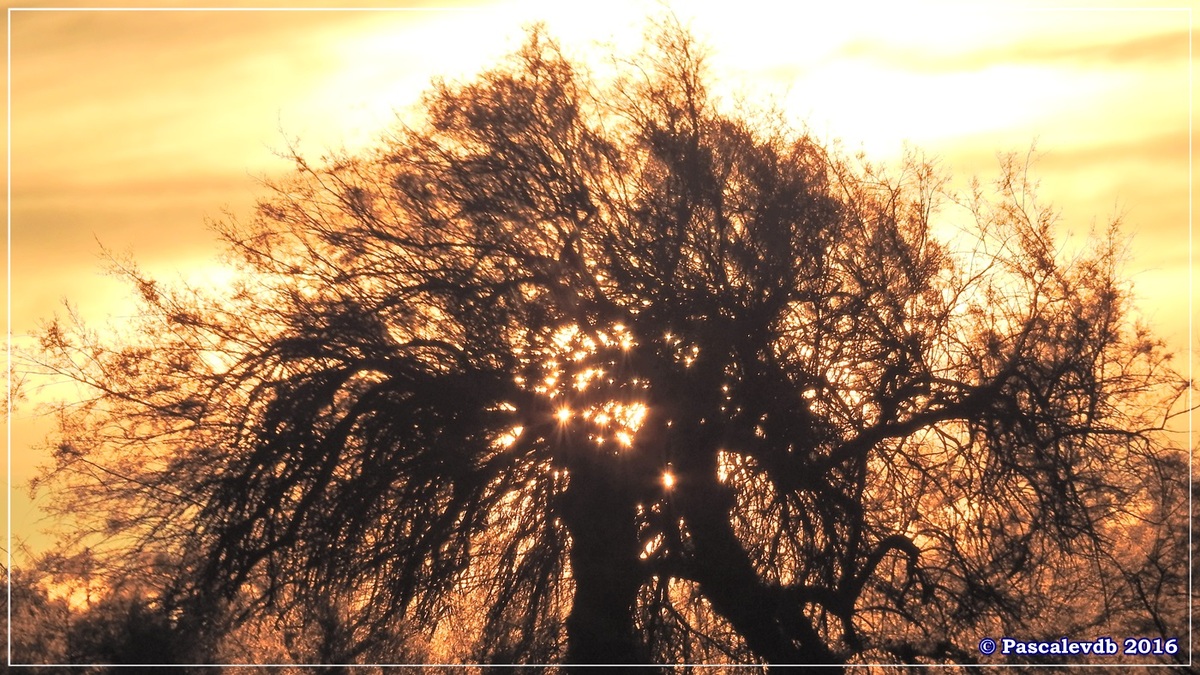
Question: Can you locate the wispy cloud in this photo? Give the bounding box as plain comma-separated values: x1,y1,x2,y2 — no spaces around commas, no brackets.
837,29,1189,73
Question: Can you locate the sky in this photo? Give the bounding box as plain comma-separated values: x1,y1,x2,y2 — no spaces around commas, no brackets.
5,0,1194,561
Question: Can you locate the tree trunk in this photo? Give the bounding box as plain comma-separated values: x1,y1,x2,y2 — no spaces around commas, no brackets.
558,458,652,671
680,484,842,672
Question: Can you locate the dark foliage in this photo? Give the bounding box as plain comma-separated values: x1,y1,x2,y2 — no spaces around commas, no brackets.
5,560,198,672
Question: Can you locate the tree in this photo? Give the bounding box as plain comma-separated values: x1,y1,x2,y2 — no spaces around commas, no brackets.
7,563,72,667
6,554,194,673
28,21,1190,670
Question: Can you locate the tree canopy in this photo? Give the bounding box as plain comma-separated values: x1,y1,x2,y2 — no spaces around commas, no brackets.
26,22,1190,670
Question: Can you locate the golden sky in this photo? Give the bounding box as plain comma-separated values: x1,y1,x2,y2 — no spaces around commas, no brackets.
5,0,1193,559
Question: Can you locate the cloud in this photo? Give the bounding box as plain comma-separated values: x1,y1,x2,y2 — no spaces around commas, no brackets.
1037,129,1190,172
837,29,1189,73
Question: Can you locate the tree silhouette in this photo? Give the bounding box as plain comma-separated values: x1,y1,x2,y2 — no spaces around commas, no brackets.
6,563,71,667
6,554,199,672
29,22,1190,670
